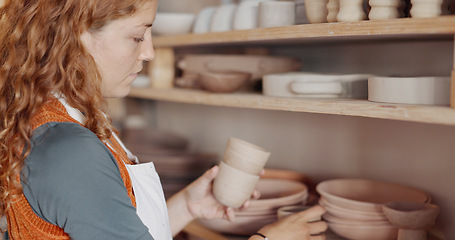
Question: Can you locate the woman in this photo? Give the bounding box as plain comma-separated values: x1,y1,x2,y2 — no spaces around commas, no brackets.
0,0,327,239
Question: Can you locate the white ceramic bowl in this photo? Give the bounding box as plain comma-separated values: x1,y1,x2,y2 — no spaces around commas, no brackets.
316,178,430,212
368,76,451,105
152,13,195,36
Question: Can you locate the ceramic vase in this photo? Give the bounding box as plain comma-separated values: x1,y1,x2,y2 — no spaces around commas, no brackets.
327,0,340,22
410,0,443,18
369,0,401,20
337,0,367,22
305,0,329,23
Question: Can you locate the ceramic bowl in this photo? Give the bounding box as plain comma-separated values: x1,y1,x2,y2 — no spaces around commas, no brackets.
316,178,430,212
277,205,316,220
258,1,296,28
328,221,399,240
319,197,388,221
247,178,308,211
198,71,251,93
198,213,277,235
368,76,451,105
322,212,391,225
152,13,196,36
382,201,440,229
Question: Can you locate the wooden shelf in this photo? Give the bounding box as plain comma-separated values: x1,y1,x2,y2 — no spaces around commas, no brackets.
128,88,455,126
152,16,455,47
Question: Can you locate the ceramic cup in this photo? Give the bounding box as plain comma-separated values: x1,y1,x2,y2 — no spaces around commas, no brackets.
193,6,217,34
223,137,271,175
210,4,237,32
410,0,443,18
258,1,296,28
305,0,329,23
233,0,262,30
213,161,261,208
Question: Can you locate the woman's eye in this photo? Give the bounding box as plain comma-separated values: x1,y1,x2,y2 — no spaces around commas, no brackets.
134,37,145,43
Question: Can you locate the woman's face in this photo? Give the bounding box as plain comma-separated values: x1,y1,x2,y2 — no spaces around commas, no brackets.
81,1,158,98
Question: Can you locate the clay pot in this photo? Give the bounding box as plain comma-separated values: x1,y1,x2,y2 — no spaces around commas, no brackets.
328,221,399,240
198,71,251,93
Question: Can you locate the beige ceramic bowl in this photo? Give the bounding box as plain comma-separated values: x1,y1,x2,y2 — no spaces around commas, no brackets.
198,213,277,236
328,221,398,240
198,71,251,93
319,197,388,221
322,212,391,225
316,178,430,212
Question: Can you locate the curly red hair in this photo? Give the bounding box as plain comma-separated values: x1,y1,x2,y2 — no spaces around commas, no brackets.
0,0,153,221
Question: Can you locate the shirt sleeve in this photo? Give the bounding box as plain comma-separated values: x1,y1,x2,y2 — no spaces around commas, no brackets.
21,122,154,240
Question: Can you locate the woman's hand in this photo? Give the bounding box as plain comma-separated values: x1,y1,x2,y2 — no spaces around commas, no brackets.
184,165,260,221
252,205,328,240
167,165,260,236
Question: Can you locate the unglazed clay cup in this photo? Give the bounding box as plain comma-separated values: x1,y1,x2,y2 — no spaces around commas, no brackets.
213,161,260,208
223,137,271,175
258,1,296,28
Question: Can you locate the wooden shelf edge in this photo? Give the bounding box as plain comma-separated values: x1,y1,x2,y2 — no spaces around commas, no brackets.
128,88,455,126
152,16,455,47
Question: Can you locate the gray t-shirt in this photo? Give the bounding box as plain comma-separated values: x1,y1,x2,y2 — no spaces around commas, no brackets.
17,122,154,240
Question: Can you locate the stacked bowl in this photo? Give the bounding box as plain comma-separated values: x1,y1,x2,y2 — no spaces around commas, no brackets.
316,178,431,240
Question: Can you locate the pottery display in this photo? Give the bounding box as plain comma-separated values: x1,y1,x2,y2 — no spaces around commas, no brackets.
177,54,302,81
193,6,217,34
262,72,370,99
151,13,196,36
210,4,237,32
383,201,440,240
213,161,261,208
368,0,401,20
258,1,296,28
223,137,271,175
410,0,443,18
198,71,251,93
337,0,367,22
368,76,451,105
305,0,329,23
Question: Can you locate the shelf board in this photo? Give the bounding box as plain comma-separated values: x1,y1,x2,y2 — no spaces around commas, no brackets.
153,16,455,47
128,88,455,126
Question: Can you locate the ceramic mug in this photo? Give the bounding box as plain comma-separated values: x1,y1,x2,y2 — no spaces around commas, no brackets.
193,6,217,34
258,1,296,28
223,137,271,175
213,161,260,208
210,4,237,32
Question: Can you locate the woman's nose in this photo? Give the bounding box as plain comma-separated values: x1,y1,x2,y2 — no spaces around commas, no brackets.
139,33,155,61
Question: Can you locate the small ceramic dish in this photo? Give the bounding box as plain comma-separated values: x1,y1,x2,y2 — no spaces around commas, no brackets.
198,71,251,93
368,76,451,105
